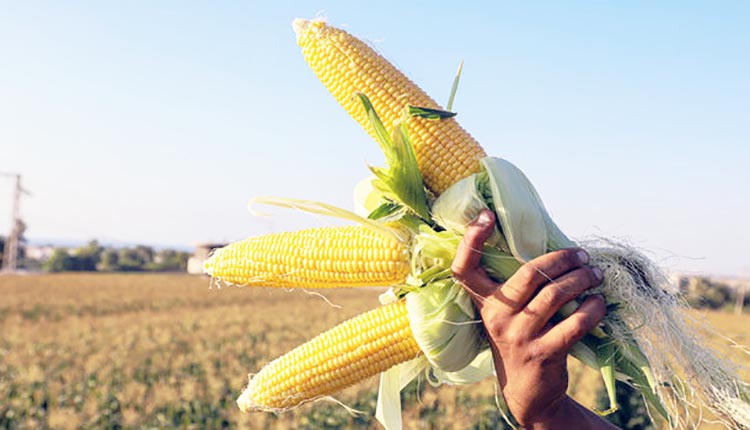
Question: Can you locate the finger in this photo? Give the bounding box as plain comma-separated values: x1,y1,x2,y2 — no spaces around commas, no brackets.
537,295,607,354
500,248,590,310
451,210,500,298
521,265,604,333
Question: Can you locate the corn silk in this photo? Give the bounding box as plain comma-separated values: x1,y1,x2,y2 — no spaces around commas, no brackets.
233,89,750,429
360,155,750,430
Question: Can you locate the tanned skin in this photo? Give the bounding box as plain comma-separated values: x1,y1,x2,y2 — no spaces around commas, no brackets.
451,210,620,430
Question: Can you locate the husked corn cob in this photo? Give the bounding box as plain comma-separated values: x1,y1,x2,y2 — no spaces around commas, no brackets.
204,225,410,288
293,18,487,195
237,299,421,411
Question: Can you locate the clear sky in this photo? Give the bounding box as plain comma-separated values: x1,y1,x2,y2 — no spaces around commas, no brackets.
1,2,748,276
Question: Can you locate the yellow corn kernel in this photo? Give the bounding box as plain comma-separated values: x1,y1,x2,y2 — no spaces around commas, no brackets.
293,18,487,195
203,225,410,288
237,299,421,411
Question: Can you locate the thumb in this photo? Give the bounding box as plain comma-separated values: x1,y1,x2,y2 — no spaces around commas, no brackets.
451,210,500,299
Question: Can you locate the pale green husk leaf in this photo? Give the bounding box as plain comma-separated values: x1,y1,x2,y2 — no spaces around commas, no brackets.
353,175,385,217
248,196,408,243
431,174,508,251
481,157,548,262
405,279,484,372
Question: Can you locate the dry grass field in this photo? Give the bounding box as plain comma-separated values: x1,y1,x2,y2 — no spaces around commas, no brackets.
1,273,748,429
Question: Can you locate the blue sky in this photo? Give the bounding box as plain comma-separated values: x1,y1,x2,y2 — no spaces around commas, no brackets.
1,2,748,276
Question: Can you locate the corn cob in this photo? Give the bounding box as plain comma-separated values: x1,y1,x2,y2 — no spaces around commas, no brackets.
293,18,487,195
238,299,421,411
204,225,410,288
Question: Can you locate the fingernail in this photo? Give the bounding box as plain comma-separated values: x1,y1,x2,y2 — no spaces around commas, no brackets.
476,211,493,226
593,267,604,281
576,249,589,264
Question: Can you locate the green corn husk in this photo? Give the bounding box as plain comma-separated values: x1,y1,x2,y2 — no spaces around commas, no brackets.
481,157,549,263
431,174,508,252
248,88,750,430
420,154,750,429
356,93,431,222
405,278,484,372
416,156,663,417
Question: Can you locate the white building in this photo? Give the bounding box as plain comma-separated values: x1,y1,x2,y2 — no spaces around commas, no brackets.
187,243,226,275
24,244,57,262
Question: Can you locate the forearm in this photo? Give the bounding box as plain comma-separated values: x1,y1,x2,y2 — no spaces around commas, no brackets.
521,397,620,430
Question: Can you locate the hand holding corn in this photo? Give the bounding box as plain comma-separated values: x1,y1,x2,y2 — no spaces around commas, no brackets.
204,17,750,430
453,210,619,430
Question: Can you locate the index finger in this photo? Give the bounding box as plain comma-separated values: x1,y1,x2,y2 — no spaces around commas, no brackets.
501,248,590,310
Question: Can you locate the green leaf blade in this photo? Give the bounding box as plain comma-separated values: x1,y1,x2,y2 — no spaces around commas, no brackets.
407,105,457,120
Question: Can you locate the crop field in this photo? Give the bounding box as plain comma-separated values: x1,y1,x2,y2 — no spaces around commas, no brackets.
1,273,748,430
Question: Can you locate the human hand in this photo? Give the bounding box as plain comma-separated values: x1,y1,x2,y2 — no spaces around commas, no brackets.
451,210,619,430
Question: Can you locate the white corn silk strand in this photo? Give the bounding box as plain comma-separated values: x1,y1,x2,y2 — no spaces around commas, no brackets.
588,242,750,429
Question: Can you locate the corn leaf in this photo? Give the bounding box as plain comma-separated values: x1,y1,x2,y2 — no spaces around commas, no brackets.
446,60,463,111
596,340,619,415
357,93,431,222
368,201,406,222
407,105,457,120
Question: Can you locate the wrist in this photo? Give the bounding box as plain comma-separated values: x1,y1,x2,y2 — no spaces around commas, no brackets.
519,396,575,430
519,397,619,430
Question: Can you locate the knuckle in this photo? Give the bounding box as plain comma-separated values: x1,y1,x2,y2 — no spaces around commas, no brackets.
450,260,467,277
485,315,506,339
555,269,593,298
569,318,589,340
557,321,586,351
563,270,590,294
463,228,484,247
526,340,547,360
451,259,476,280
540,285,565,307
453,270,477,288
546,248,581,275
503,327,526,347
589,296,607,320
514,264,539,287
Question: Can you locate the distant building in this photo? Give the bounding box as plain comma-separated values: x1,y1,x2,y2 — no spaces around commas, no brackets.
187,243,226,275
24,245,56,262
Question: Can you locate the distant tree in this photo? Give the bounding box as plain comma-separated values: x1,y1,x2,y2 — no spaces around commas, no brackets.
147,249,190,272
134,245,155,264
43,249,74,272
43,242,103,272
76,240,103,271
117,248,147,271
99,249,120,271
683,277,731,309
42,243,189,273
0,228,27,269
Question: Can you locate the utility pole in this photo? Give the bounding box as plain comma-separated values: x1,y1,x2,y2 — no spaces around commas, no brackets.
1,173,30,273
